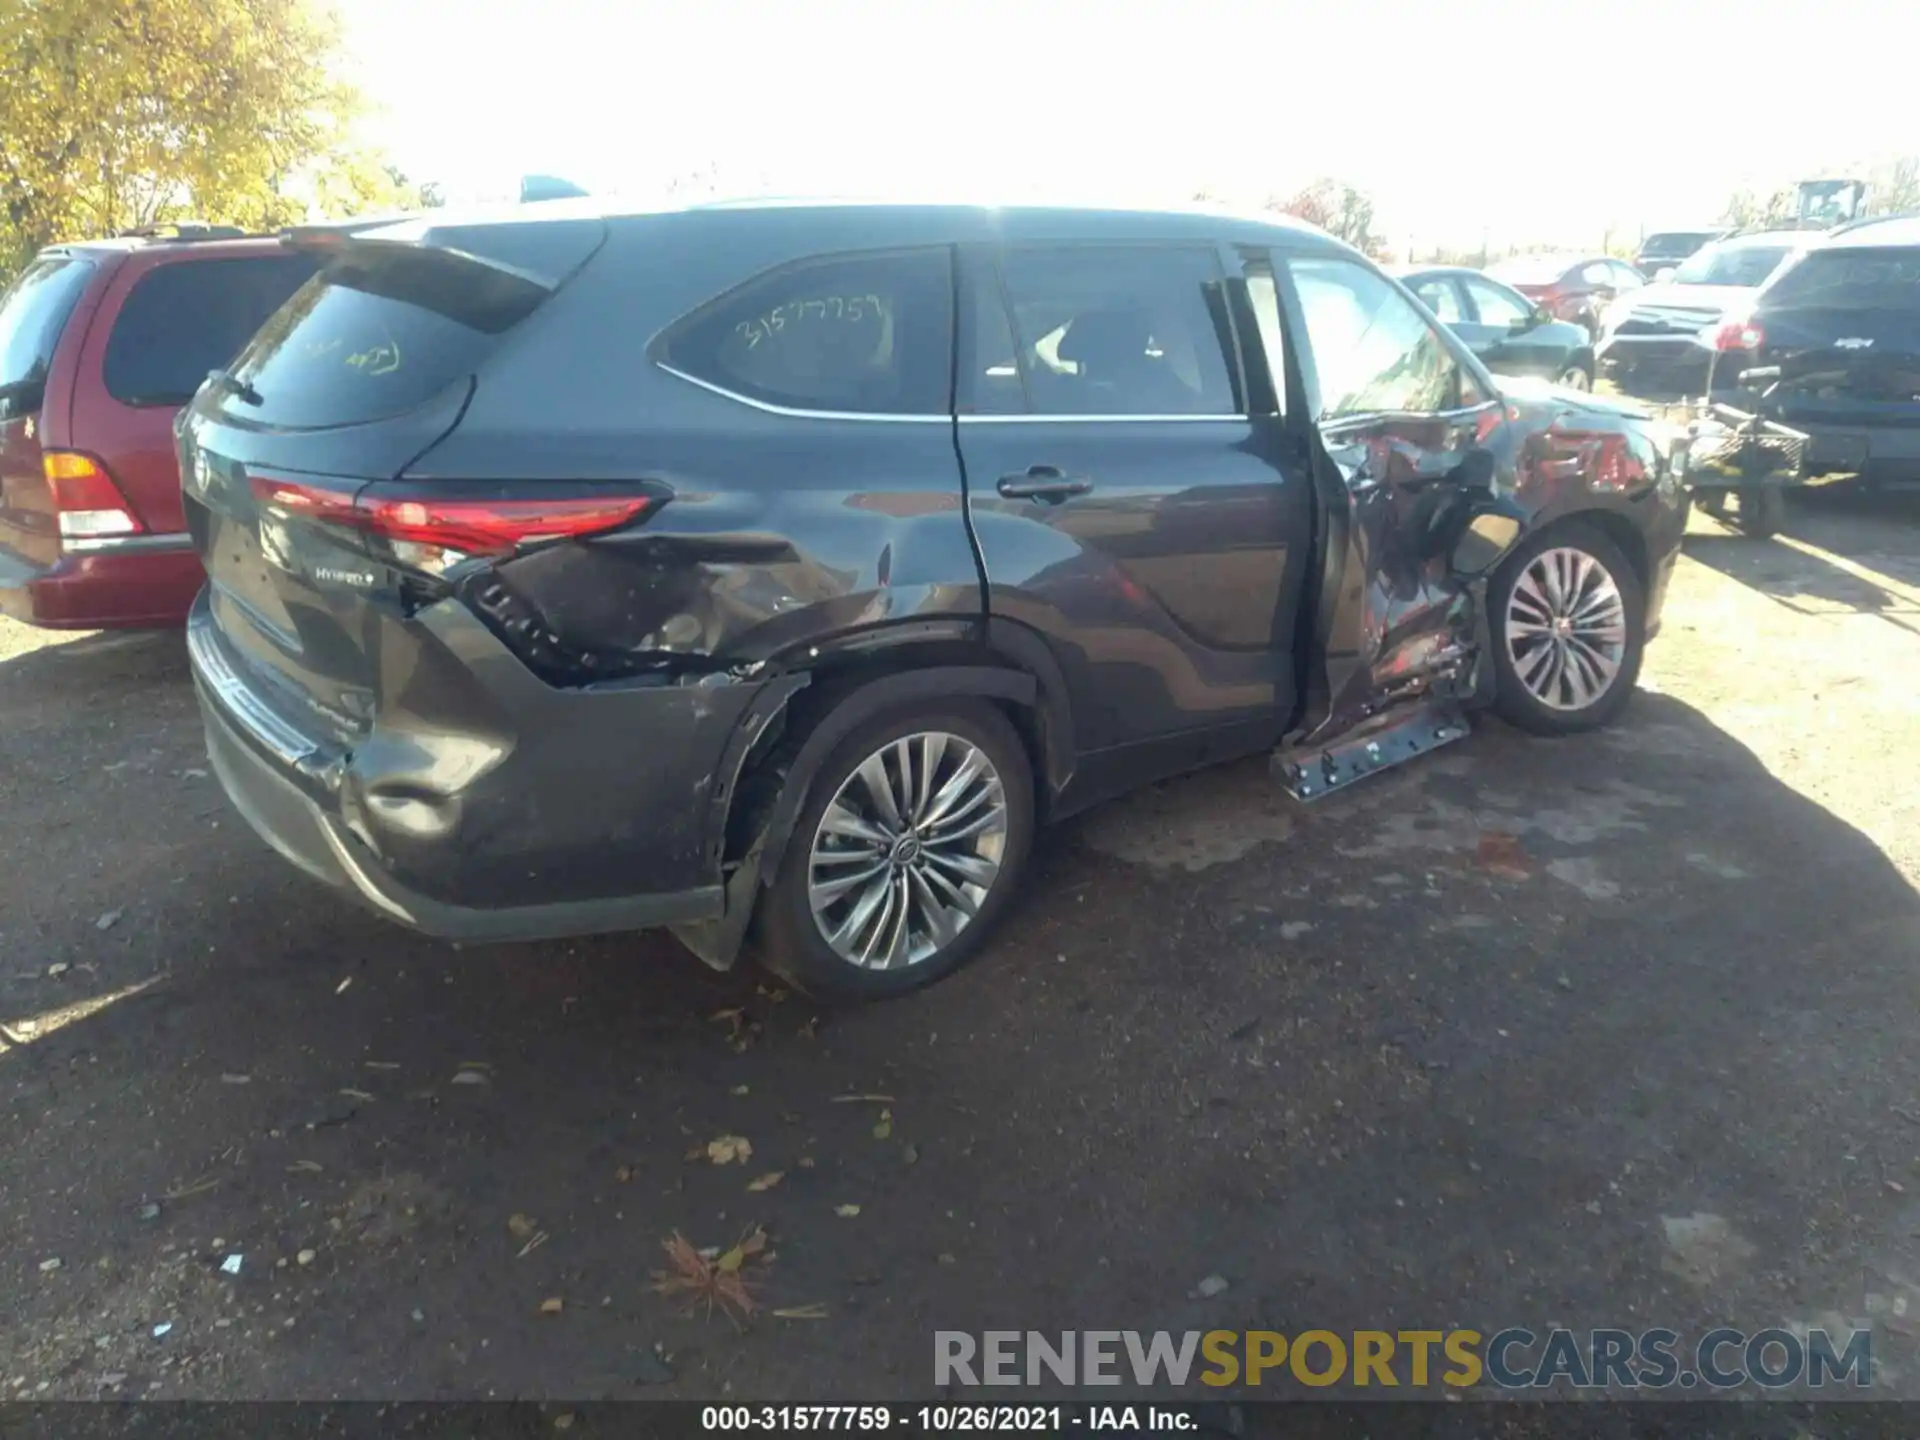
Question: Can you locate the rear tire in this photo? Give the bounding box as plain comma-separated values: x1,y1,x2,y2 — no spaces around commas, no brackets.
754,698,1035,1002
1735,485,1785,538
1557,361,1595,392
1487,522,1646,737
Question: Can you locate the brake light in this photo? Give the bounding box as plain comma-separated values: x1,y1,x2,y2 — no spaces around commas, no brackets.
1704,317,1765,352
43,451,146,543
249,476,661,575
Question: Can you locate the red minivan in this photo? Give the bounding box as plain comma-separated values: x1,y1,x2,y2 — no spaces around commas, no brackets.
0,229,319,628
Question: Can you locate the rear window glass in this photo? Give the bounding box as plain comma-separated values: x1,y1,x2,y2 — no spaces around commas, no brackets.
1763,248,1920,311
1489,255,1573,286
1643,232,1716,255
656,248,953,415
1671,243,1791,287
227,247,550,427
0,254,95,421
103,255,319,406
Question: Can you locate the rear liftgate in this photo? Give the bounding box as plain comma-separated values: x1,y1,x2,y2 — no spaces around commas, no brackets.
1272,436,1515,802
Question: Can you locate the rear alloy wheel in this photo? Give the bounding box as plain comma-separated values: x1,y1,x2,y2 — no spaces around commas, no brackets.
1488,523,1645,736
756,700,1034,1000
1557,363,1594,392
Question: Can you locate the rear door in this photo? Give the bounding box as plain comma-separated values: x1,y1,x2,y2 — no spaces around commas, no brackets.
77,249,319,535
1276,251,1506,746
1751,246,1920,436
0,253,98,568
954,240,1315,772
180,219,608,744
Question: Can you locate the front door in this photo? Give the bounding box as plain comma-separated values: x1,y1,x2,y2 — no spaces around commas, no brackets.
953,241,1316,799
1272,250,1509,751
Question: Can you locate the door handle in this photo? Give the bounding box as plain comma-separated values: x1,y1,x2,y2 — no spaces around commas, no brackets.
997,466,1092,501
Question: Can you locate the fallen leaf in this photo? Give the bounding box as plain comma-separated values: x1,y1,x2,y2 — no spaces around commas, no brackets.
1475,831,1533,881
287,1160,323,1174
831,1094,895,1105
707,1135,752,1165
773,1303,829,1320
363,1061,401,1071
46,962,70,978
873,1109,893,1141
834,1204,861,1218
507,1213,538,1240
338,1088,375,1102
539,1297,564,1316
614,1165,633,1183
220,1073,252,1085
1890,1180,1908,1195
746,1171,785,1193
652,1228,766,1326
716,1225,769,1274
335,977,352,995
96,909,123,931
730,1084,750,1096
797,1156,816,1169
450,1070,488,1086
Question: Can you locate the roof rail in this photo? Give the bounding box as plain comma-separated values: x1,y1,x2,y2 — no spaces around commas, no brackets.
1827,210,1920,237
118,222,250,242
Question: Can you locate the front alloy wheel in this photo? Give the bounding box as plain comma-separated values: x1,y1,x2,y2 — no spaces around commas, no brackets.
1488,523,1646,735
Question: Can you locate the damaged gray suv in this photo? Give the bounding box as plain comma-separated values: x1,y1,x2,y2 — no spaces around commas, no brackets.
179,200,1690,999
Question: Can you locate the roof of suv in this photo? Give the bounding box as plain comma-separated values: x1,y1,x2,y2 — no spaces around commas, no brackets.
1823,214,1920,248
356,194,1351,251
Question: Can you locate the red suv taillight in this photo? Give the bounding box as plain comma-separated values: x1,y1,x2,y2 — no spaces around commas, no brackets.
1704,317,1765,352
43,451,147,545
249,476,663,576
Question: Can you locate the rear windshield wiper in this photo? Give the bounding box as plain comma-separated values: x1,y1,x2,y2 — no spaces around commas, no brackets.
206,368,263,406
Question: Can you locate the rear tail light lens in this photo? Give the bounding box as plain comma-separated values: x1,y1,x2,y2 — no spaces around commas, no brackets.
43,451,146,543
1701,317,1765,352
249,476,662,576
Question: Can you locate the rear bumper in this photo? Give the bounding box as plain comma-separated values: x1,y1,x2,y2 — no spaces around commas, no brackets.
187,591,747,945
0,536,202,629
1595,336,1712,389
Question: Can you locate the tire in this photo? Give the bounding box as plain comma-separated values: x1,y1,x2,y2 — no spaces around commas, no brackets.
1487,521,1646,736
754,698,1035,1001
1735,485,1785,538
1696,489,1730,518
1557,361,1595,392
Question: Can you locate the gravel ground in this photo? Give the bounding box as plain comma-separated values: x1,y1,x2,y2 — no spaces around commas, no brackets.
2,485,1918,1404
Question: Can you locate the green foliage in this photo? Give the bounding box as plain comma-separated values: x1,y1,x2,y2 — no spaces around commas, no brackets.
0,0,414,274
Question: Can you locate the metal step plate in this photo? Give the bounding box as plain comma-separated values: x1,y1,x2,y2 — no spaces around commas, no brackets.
1272,701,1471,803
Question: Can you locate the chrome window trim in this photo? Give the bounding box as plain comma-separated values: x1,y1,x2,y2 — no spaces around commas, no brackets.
957,412,1247,425
659,362,1250,425
656,362,948,424
63,532,196,555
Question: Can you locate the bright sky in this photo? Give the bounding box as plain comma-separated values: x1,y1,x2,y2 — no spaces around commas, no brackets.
333,0,1913,249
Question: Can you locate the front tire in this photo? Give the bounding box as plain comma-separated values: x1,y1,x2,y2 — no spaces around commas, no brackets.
755,699,1035,1001
1488,522,1646,736
1557,361,1594,392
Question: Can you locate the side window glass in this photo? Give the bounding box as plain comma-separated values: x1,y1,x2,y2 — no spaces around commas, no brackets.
1289,256,1466,419
1612,261,1646,290
959,269,1026,416
657,249,952,415
1410,278,1464,324
1580,261,1614,286
997,246,1238,416
1464,278,1532,328
103,256,319,407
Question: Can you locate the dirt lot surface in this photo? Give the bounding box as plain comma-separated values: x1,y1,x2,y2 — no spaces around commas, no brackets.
4,486,1919,1404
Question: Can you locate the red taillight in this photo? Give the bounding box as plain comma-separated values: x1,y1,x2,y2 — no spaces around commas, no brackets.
43,451,146,543
249,475,660,573
1706,317,1765,352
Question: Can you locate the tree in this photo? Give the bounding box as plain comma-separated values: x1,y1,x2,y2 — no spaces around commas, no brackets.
1869,156,1920,216
0,0,394,272
1718,185,1796,230
1269,178,1379,252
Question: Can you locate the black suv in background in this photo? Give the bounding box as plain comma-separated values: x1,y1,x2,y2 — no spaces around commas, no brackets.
1699,216,1920,513
180,201,1689,999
